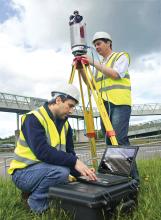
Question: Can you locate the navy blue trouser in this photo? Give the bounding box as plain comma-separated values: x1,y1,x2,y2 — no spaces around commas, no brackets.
100,101,139,182
12,163,70,213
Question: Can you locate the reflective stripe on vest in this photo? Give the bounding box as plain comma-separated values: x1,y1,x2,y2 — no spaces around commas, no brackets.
95,52,131,106
14,153,38,166
8,106,69,174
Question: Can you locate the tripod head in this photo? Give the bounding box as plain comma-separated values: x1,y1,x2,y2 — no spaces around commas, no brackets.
72,56,89,70
69,11,87,56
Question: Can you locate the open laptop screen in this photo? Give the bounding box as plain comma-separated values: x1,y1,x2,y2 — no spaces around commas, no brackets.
98,146,139,176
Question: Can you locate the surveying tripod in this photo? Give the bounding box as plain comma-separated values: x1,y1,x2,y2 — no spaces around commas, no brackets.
69,56,118,169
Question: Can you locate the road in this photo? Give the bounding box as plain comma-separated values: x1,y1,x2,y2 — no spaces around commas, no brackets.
75,145,161,163
0,144,161,177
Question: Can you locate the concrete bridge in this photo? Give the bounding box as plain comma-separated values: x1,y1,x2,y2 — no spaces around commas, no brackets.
128,119,161,137
0,92,161,138
1,92,161,116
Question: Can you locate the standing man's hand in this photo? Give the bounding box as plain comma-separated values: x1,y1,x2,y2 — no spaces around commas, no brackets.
75,159,97,181
81,54,93,65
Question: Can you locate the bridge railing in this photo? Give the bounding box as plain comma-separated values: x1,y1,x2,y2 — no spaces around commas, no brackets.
0,92,46,112
131,103,161,115
1,92,161,116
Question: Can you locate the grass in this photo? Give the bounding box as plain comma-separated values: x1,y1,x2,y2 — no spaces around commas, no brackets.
0,158,161,220
0,179,72,220
115,158,161,220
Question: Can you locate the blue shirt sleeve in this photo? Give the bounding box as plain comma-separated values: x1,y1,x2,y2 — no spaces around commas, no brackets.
66,124,76,156
22,114,77,168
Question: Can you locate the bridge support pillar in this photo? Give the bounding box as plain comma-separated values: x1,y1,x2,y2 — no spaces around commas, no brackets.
15,130,20,146
75,130,88,142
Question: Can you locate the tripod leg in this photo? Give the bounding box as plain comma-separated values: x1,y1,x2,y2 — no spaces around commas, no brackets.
83,64,118,146
69,64,76,84
78,71,98,169
86,86,98,169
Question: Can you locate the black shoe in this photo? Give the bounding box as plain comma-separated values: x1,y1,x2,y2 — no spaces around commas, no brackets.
21,191,31,201
21,191,31,209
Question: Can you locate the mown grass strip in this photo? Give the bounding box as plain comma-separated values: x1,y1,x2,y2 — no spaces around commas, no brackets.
0,158,161,220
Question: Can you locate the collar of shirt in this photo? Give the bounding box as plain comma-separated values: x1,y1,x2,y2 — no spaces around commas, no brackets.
44,102,67,134
102,52,115,64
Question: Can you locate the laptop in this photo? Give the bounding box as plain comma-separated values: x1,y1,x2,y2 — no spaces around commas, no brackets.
77,146,139,187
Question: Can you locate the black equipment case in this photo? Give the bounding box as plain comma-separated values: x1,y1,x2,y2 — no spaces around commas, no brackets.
49,179,139,220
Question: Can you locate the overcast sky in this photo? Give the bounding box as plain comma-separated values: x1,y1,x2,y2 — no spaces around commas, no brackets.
0,0,161,138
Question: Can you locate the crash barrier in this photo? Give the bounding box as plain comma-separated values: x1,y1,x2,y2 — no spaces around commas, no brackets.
0,145,161,177
0,156,13,177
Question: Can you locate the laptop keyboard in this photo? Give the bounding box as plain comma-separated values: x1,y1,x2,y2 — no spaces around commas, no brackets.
78,173,129,186
95,173,118,183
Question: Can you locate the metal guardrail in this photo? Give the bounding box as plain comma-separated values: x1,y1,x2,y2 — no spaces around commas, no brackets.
1,145,161,177
0,156,13,177
76,145,161,165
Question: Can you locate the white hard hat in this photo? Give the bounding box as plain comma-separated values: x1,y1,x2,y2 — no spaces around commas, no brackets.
92,31,112,43
51,83,80,103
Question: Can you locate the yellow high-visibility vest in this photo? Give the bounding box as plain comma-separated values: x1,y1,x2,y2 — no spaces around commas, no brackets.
95,52,131,106
8,106,69,174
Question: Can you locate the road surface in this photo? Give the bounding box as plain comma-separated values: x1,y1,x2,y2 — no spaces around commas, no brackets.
1,144,161,177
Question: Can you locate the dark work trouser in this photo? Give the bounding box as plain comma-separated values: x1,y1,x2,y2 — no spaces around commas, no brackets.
100,101,140,182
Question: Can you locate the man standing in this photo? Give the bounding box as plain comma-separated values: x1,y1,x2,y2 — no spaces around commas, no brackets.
8,83,96,213
82,32,139,181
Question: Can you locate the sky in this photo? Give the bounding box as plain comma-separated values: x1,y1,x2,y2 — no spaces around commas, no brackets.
0,0,161,138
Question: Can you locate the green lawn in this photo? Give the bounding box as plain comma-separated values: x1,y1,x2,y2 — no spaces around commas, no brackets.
118,158,161,220
0,158,161,220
